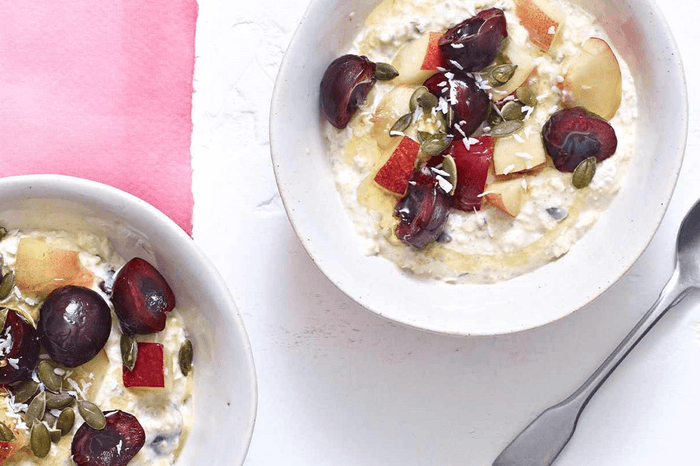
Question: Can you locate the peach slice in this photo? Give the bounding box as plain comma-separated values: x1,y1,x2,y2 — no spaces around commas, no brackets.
391,32,441,85
374,136,421,195
485,178,527,217
514,0,564,51
561,38,622,120
14,237,94,296
493,122,547,175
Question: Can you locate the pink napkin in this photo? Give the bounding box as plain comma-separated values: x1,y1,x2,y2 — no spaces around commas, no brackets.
0,1,198,234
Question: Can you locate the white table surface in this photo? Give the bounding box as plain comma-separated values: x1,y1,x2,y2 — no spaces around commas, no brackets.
191,1,700,464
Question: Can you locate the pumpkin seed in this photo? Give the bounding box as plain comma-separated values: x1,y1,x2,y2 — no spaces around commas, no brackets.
48,428,61,443
389,113,412,136
45,391,76,410
374,62,399,81
416,92,438,111
501,101,525,121
441,155,458,196
56,408,74,435
515,86,538,107
489,120,524,137
0,308,8,333
25,391,46,426
13,379,40,404
179,339,194,377
0,227,6,241
488,64,518,87
38,360,63,393
409,86,429,113
30,422,50,458
0,272,14,301
572,157,597,189
416,131,432,144
0,421,15,442
78,401,106,430
121,334,138,371
487,105,503,127
420,134,453,157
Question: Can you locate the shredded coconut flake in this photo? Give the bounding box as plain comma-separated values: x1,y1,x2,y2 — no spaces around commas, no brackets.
548,25,556,34
449,60,464,71
503,164,516,175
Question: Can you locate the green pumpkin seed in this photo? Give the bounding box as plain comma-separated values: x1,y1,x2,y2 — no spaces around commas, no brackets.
489,120,524,137
515,86,538,107
441,155,458,196
389,113,412,136
0,272,14,301
572,157,597,189
48,428,61,443
416,131,432,144
0,421,15,442
56,408,74,435
409,86,429,113
0,308,8,333
488,64,518,87
38,360,63,394
121,334,138,371
25,391,46,426
420,134,453,157
501,101,525,121
30,422,51,458
374,62,399,81
416,92,438,111
78,401,106,430
13,379,40,404
487,105,503,127
179,339,194,377
45,391,76,410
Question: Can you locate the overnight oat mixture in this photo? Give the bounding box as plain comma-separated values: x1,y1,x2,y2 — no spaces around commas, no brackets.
0,228,194,465
320,0,637,282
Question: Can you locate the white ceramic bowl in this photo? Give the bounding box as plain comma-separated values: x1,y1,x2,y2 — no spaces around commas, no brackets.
271,0,687,335
0,175,257,464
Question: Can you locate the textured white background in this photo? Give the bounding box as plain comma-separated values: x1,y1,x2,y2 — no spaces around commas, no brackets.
191,1,700,465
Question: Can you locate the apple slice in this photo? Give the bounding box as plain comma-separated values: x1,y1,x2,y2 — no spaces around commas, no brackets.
561,38,622,120
493,122,546,175
514,0,564,51
371,85,415,150
445,136,493,212
484,178,527,217
491,39,542,101
14,237,94,296
123,342,165,388
374,136,421,195
391,32,442,85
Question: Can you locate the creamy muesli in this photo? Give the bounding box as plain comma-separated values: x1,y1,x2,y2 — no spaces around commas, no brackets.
0,229,193,465
320,0,637,282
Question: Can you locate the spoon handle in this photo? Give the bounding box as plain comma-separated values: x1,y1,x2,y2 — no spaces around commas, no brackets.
493,266,688,466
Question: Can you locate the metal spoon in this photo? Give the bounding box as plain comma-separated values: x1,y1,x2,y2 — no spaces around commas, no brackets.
493,198,700,466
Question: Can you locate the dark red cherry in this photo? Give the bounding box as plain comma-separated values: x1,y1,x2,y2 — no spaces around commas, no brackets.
111,258,175,335
542,107,618,172
320,54,377,129
439,8,508,72
38,286,111,368
72,410,146,466
424,72,490,138
0,309,40,385
395,169,451,249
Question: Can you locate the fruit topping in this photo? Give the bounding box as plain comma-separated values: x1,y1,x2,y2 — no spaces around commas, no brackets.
122,342,165,388
484,179,527,217
439,8,508,73
0,309,40,384
72,410,146,466
493,120,547,175
391,32,443,85
14,237,94,296
111,258,175,335
38,286,112,368
423,72,489,139
514,0,562,51
395,169,451,249
444,136,494,212
374,137,421,195
542,107,617,173
320,54,377,129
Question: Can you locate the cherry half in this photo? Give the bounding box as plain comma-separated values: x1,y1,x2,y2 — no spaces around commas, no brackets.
542,107,618,172
72,410,146,466
439,8,508,73
0,309,40,385
424,72,490,139
395,169,451,249
38,286,112,368
320,54,377,129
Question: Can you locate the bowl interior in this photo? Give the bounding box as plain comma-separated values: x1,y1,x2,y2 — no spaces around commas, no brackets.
0,175,257,464
271,0,687,335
